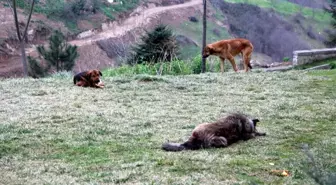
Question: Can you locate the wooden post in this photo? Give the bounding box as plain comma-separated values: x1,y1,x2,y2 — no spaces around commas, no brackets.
201,0,207,73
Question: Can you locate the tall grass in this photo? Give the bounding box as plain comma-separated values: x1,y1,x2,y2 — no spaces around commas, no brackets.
102,55,225,76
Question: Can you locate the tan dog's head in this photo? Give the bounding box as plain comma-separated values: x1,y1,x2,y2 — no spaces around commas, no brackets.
202,45,213,58
87,69,102,84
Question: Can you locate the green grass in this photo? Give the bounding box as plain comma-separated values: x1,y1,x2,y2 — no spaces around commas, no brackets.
103,57,226,77
173,9,231,59
294,59,336,70
0,70,336,184
175,15,231,47
224,0,331,22
0,0,140,31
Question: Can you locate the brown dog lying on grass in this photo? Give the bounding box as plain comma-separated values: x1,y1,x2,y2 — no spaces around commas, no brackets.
202,38,254,73
162,113,266,152
73,69,104,88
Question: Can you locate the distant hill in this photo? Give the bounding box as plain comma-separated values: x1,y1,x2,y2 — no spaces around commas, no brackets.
0,0,333,77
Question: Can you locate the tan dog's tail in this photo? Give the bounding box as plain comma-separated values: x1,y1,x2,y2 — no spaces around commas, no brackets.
248,63,253,69
243,41,253,70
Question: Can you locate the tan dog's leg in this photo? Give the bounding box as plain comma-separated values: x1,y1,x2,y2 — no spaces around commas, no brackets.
243,48,253,72
227,55,239,72
220,57,225,73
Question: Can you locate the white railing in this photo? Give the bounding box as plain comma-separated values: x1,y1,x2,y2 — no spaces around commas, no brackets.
293,48,336,66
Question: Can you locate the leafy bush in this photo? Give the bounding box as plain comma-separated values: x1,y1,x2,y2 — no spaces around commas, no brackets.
283,57,290,62
191,55,221,74
330,62,336,69
44,0,66,18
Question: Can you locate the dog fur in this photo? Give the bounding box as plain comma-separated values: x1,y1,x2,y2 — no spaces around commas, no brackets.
202,38,254,73
162,113,266,152
73,69,104,88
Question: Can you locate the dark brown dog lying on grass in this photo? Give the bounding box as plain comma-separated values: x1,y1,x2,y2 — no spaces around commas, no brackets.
162,113,266,151
73,69,104,88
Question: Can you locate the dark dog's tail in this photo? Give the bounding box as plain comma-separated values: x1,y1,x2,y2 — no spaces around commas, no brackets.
162,143,186,152
162,139,201,152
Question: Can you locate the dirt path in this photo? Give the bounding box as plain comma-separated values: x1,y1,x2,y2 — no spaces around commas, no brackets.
69,0,202,47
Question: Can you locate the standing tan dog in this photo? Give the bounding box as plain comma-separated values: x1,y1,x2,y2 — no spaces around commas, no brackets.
202,38,254,73
73,69,104,88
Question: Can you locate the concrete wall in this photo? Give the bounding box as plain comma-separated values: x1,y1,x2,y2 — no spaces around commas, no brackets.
293,48,336,66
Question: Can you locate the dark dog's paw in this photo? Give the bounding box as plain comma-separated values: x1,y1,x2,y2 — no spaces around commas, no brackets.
256,132,266,136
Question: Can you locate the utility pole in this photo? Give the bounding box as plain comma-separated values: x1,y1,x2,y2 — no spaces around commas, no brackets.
201,0,207,73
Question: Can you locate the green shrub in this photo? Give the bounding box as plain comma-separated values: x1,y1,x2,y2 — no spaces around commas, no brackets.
329,62,336,69
191,55,203,74
191,54,221,74
44,0,65,18
283,57,290,62
70,0,86,16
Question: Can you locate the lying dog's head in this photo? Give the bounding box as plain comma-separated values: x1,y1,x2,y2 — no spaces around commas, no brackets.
252,119,260,127
87,69,102,84
249,118,266,136
202,45,214,58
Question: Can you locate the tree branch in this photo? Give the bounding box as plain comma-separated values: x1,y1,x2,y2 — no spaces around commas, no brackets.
12,0,22,41
23,0,35,41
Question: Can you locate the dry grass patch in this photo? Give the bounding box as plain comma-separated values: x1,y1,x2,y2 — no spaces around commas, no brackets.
0,70,335,184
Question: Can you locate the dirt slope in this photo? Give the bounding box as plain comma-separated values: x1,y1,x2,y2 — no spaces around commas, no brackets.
0,0,202,77
69,0,202,46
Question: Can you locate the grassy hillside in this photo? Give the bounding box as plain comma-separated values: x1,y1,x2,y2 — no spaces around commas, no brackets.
0,0,141,32
176,0,332,61
224,0,330,22
1,70,335,184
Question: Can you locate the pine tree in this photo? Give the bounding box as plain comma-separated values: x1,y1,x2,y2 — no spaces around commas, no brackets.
128,24,179,65
37,30,79,72
325,0,336,47
27,56,48,78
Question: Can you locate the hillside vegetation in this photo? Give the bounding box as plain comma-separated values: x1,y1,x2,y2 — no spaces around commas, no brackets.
0,70,335,184
0,0,333,77
0,0,141,32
